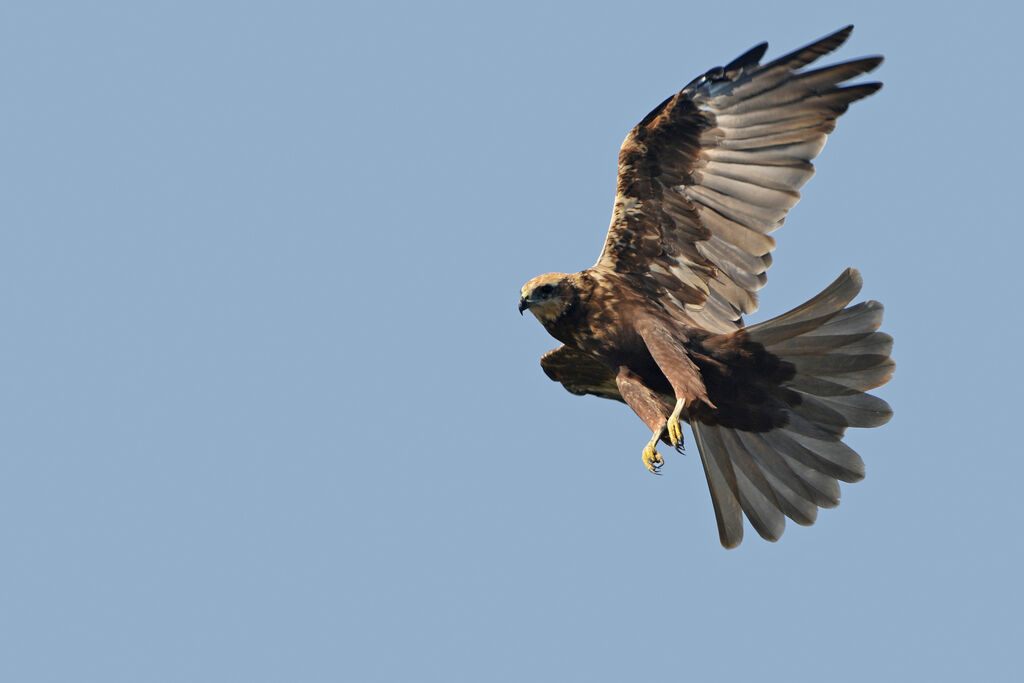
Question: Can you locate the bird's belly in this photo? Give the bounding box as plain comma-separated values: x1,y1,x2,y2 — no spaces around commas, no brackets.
627,359,674,397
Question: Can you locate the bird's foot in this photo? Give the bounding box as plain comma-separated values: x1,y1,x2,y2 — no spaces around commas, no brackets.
642,443,664,474
642,428,665,475
667,398,686,448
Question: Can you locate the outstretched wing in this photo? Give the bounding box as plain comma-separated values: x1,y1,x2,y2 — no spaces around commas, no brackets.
594,26,881,334
540,346,624,402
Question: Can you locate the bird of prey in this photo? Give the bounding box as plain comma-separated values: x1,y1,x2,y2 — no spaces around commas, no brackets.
518,26,893,548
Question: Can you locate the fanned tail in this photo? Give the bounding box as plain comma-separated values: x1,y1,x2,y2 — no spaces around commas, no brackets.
691,268,893,548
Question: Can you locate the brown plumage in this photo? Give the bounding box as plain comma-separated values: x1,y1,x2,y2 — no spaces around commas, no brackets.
518,26,893,548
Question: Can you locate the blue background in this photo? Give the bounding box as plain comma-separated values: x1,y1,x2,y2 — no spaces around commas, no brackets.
2,2,1020,681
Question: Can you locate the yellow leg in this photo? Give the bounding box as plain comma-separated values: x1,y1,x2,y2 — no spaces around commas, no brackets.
642,426,665,475
666,398,686,448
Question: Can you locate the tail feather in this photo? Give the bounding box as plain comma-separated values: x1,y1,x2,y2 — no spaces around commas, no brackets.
768,429,865,482
774,446,842,508
809,392,892,428
789,395,852,433
781,409,844,440
785,374,859,396
787,352,891,377
809,301,884,337
811,361,895,392
691,268,892,547
839,331,893,356
690,424,745,549
735,431,818,526
748,267,862,333
768,330,891,356
719,428,787,541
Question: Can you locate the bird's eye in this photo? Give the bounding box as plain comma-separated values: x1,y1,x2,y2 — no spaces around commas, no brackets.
538,284,554,296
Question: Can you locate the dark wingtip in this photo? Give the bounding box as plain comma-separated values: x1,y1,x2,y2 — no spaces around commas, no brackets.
859,55,885,73
763,25,858,72
725,41,768,72
831,25,855,44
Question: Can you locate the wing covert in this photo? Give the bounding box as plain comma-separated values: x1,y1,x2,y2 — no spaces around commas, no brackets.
540,346,624,402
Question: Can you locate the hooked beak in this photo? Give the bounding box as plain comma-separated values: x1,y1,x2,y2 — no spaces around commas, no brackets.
518,296,529,315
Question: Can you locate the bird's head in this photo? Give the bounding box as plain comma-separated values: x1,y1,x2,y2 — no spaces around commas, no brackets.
518,273,576,323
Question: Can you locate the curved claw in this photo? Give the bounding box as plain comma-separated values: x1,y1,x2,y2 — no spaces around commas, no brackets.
667,417,683,447
642,443,664,475
666,398,686,448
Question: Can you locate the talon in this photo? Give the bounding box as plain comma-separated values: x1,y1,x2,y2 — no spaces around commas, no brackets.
642,443,664,474
666,398,686,448
642,425,667,474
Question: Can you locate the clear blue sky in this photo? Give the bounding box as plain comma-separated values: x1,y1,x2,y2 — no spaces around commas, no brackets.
2,2,1020,681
